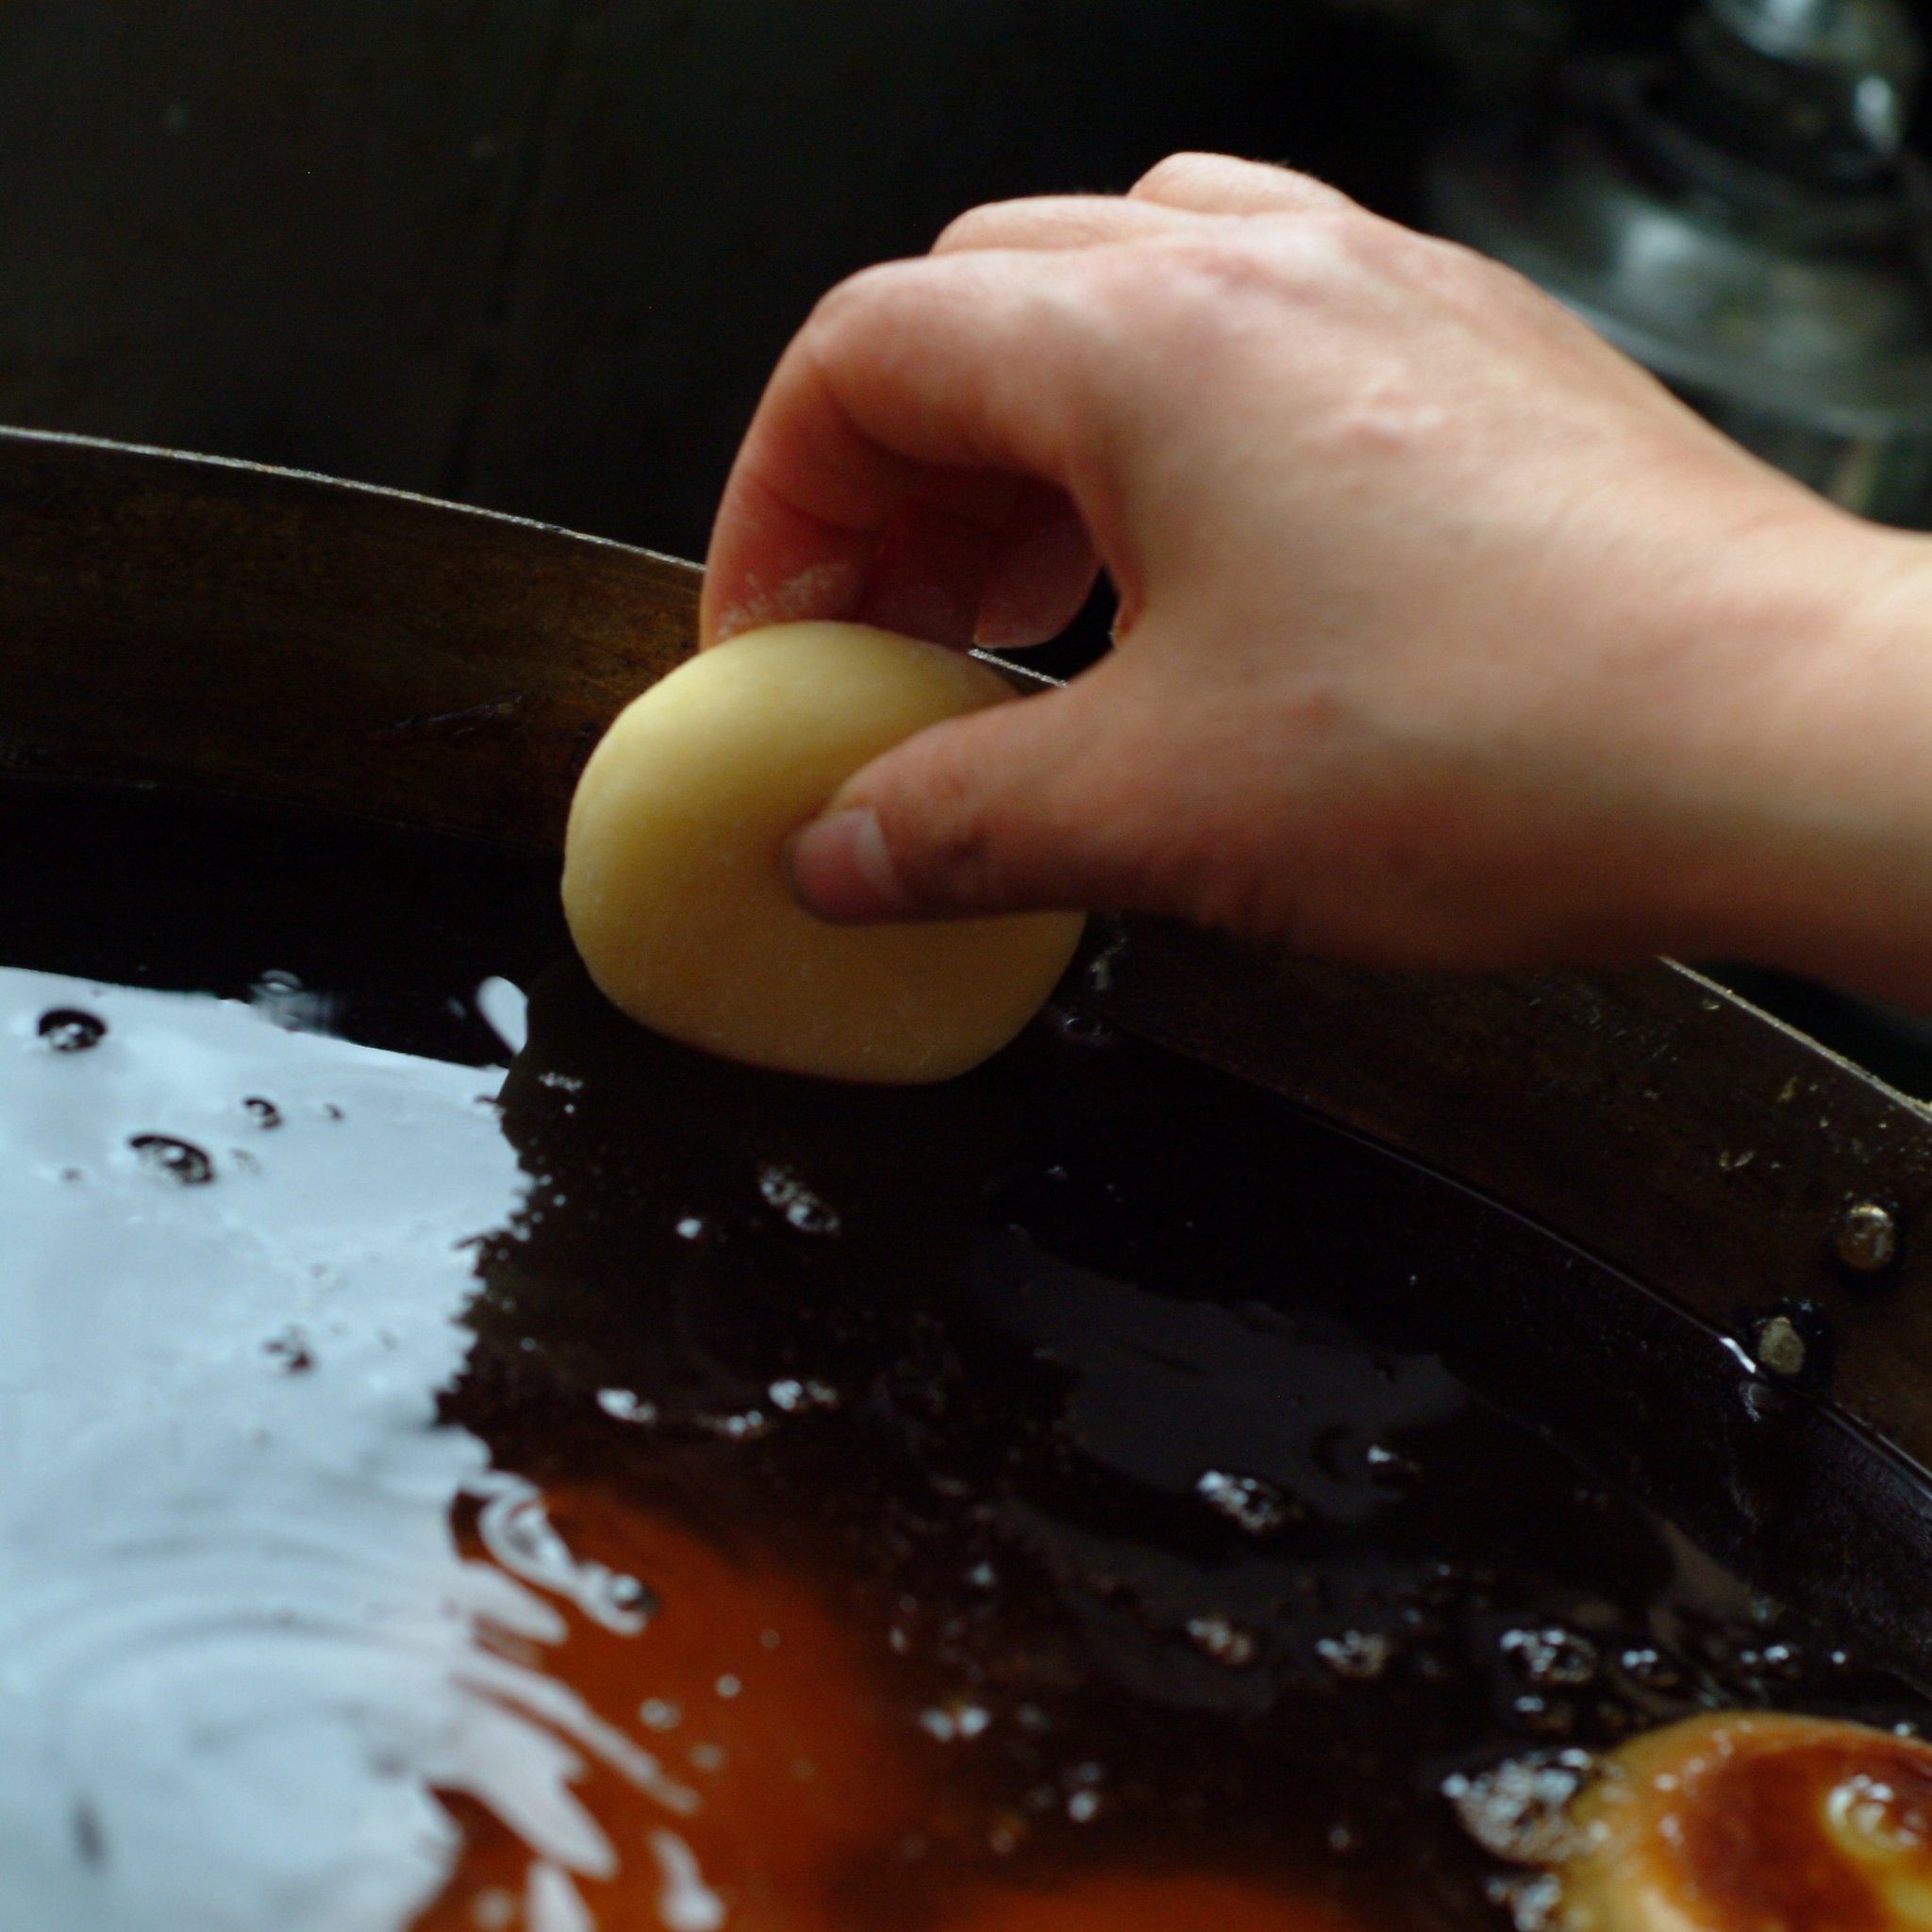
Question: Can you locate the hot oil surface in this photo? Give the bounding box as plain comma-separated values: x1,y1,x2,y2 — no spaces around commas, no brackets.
1,776,1927,1932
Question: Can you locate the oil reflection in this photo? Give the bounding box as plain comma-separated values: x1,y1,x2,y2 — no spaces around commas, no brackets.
11,937,1930,1932
0,967,681,1930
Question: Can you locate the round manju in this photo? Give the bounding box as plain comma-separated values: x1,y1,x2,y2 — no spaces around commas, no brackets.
562,623,1085,1083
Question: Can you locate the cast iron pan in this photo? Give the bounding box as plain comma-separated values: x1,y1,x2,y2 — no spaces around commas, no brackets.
8,424,1932,1924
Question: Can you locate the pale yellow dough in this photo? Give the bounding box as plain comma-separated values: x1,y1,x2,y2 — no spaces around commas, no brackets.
562,622,1085,1083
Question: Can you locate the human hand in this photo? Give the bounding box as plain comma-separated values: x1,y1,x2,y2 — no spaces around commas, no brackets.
701,154,1932,994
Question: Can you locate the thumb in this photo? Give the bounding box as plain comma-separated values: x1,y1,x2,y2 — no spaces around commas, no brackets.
786,674,1141,923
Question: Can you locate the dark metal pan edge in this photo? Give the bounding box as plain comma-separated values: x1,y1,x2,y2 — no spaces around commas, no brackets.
9,425,1932,1486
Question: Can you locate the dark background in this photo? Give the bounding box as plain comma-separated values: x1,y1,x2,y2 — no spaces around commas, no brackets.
0,1,1766,560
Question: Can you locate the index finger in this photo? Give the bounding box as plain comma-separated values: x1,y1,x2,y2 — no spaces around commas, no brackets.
700,249,1129,646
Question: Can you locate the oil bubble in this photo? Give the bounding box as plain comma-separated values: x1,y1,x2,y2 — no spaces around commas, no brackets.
921,1700,992,1741
1317,1630,1400,1681
596,1389,659,1425
37,1008,107,1052
694,1409,774,1441
1082,925,1129,992
1186,1614,1259,1667
1195,1468,1300,1536
1364,1441,1424,1488
1442,1748,1595,1863
1486,1872,1566,1932
1045,1004,1118,1049
475,976,528,1058
1737,1641,1804,1683
471,1473,657,1634
128,1134,215,1185
648,1829,726,1932
768,1377,840,1413
1501,1626,1600,1690
263,1327,315,1373
248,969,339,1036
473,1886,517,1930
1617,1645,1683,1690
757,1166,841,1236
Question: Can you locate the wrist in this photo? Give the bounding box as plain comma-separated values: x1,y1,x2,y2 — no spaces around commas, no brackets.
1650,516,1932,1007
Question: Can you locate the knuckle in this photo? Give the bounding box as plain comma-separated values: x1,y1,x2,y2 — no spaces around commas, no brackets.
1296,205,1419,280
797,258,958,385
1086,235,1260,338
1143,215,1357,305
1131,150,1220,198
1245,208,1462,310
1074,233,1324,387
817,256,904,310
800,264,892,347
932,200,1015,253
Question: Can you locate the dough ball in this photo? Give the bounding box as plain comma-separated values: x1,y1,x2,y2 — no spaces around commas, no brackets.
562,622,1084,1084
1548,1711,1932,1930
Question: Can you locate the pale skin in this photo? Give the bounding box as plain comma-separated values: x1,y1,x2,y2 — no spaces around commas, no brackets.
701,152,1932,1010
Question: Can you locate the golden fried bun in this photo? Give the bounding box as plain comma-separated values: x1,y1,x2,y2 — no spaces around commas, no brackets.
562,623,1085,1084
1557,1711,1932,1930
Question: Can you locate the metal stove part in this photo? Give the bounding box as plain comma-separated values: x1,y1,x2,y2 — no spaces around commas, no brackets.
1428,0,1932,526
1695,0,1924,175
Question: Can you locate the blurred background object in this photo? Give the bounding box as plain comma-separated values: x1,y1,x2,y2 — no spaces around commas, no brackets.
9,0,1932,1084
19,2,1927,547
0,0,1685,559
1428,0,1932,1091
1431,0,1932,527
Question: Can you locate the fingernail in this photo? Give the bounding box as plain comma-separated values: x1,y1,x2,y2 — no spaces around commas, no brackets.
786,807,916,922
972,608,1050,650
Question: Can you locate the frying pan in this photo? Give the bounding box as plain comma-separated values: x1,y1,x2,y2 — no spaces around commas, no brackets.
6,420,1932,1690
